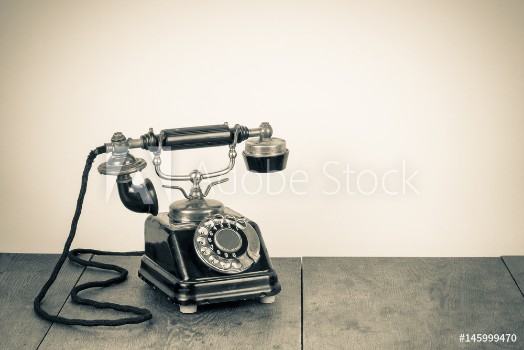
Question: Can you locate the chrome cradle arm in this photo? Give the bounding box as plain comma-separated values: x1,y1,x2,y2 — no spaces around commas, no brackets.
153,124,241,182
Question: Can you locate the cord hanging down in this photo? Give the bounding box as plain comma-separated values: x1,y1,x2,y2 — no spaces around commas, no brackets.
33,146,153,327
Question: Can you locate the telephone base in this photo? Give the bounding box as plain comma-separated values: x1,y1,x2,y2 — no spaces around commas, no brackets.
139,254,280,311
139,211,281,312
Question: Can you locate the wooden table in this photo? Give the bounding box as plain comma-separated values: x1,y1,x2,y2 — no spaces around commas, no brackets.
1,254,522,349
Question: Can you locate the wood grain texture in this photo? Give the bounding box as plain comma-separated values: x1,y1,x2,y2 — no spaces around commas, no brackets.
0,253,88,350
39,256,301,350
502,256,524,297
302,257,524,350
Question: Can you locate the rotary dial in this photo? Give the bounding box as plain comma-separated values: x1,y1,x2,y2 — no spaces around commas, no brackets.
194,214,260,274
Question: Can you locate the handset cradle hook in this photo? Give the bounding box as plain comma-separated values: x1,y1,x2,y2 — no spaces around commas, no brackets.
154,124,241,182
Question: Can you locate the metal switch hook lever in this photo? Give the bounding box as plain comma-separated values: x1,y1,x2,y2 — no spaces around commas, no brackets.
163,177,229,200
152,124,242,182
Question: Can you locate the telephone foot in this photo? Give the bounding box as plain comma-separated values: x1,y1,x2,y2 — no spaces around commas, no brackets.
259,295,276,304
179,304,197,314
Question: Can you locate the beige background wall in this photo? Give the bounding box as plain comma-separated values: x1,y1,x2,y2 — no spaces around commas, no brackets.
1,0,523,257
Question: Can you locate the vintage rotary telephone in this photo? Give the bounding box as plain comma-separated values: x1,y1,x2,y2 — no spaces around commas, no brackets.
34,122,288,325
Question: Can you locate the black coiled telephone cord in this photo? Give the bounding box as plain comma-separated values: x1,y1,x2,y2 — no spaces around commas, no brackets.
33,146,153,326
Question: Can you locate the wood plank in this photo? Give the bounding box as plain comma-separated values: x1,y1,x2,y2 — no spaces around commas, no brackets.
502,256,524,297
39,256,301,349
302,257,524,350
0,253,88,350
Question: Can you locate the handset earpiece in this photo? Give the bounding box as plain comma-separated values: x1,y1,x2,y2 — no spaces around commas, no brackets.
242,122,289,173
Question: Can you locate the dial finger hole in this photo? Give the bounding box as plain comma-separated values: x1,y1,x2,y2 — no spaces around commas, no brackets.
231,259,242,269
220,260,231,269
235,220,247,230
225,215,236,227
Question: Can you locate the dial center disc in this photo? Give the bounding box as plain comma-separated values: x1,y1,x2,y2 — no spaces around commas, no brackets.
214,228,242,253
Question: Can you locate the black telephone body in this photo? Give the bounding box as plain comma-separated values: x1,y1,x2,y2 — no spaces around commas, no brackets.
98,123,288,313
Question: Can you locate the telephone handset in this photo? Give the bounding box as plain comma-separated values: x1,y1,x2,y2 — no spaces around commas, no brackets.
34,122,288,323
